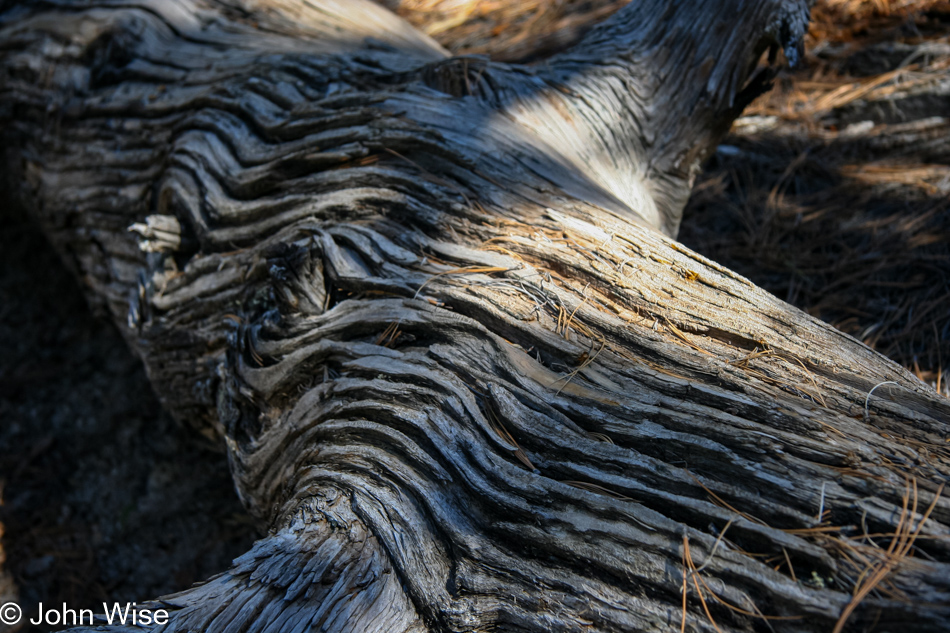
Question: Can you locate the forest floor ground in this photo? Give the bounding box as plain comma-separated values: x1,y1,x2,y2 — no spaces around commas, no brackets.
1,1,947,631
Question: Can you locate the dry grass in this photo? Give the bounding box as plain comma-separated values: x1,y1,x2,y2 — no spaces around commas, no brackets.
378,0,632,61
413,265,512,299
685,470,946,630
811,0,950,43
829,479,945,632
680,531,806,632
681,0,950,387
483,399,539,471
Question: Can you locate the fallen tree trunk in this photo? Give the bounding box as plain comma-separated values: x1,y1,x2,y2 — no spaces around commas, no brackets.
2,1,949,631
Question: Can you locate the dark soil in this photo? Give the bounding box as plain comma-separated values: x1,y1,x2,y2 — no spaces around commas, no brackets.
0,199,258,633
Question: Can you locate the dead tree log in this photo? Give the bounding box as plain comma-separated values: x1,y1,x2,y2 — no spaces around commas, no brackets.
2,1,949,631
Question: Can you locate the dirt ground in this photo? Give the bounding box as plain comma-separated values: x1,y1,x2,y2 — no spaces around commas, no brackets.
1,1,947,632
0,201,258,632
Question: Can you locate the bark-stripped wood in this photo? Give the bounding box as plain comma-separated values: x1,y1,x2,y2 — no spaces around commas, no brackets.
2,1,949,631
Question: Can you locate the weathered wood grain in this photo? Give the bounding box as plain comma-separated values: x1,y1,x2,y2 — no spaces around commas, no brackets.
2,1,948,631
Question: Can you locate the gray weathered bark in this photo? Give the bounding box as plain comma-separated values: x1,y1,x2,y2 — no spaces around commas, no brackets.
2,1,949,632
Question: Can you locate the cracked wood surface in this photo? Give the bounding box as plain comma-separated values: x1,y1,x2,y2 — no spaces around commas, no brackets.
2,1,949,631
